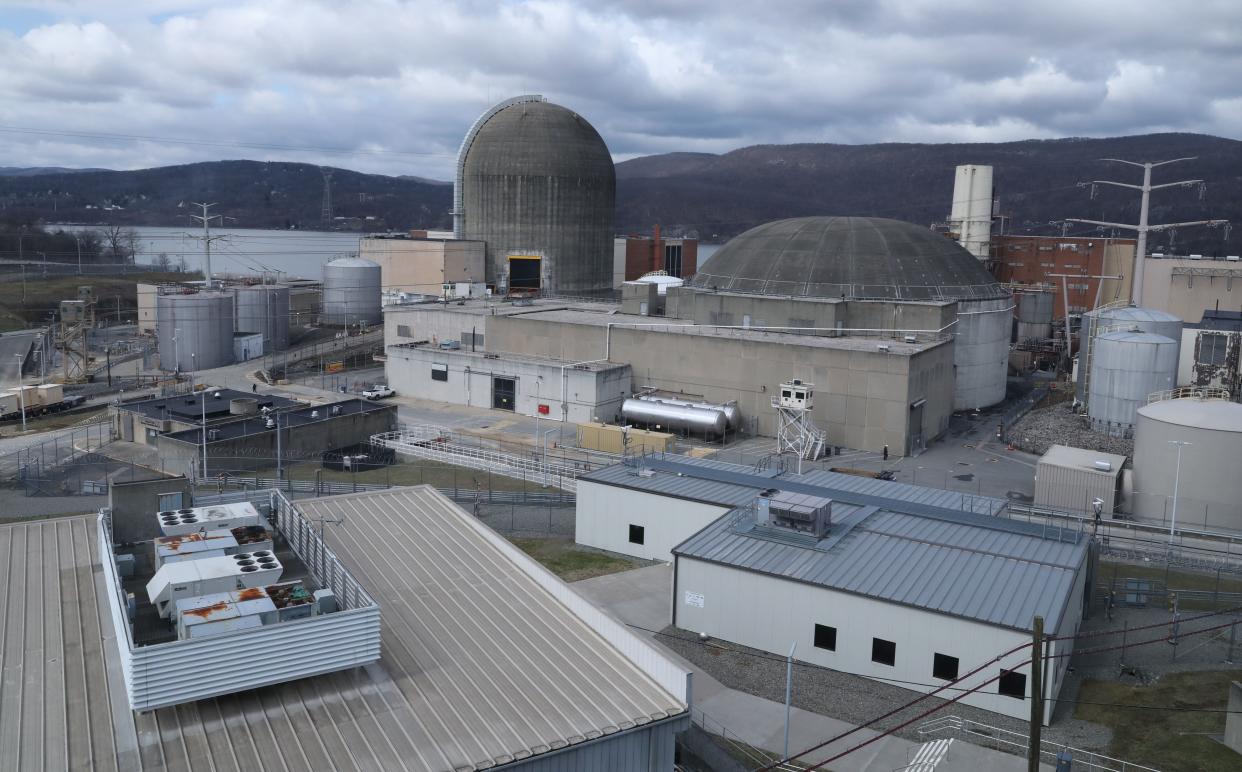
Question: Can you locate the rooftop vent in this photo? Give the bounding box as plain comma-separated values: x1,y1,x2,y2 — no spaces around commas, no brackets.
758,490,833,539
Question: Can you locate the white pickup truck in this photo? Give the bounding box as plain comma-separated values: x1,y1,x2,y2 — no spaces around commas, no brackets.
362,384,395,400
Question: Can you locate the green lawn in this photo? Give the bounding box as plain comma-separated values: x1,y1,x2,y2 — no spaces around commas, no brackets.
509,538,639,582
1074,670,1242,772
0,270,199,330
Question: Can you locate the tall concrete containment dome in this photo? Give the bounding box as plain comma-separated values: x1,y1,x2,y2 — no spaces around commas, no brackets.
454,95,616,297
322,257,381,327
689,216,1012,410
1076,306,1182,405
156,290,235,372
1086,329,1178,437
1130,393,1242,530
233,284,290,353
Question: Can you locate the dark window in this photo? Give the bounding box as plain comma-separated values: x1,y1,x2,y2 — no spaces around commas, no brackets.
664,244,683,277
1198,333,1229,366
431,365,448,382
813,624,837,651
461,331,484,348
492,377,516,411
998,669,1027,699
397,324,411,338
782,390,792,398
628,524,645,545
933,653,959,680
871,637,896,666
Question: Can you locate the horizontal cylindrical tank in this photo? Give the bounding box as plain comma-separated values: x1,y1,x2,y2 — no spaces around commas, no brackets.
157,291,235,372
622,397,728,435
636,394,741,429
1076,306,1182,404
1130,397,1242,530
954,296,1011,410
1087,330,1179,437
233,284,290,353
1015,290,1054,341
322,257,381,327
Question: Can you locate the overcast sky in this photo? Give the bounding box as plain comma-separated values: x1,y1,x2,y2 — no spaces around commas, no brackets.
0,0,1238,179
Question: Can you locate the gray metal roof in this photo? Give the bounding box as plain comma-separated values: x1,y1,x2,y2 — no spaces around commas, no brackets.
675,502,1088,634
0,488,686,771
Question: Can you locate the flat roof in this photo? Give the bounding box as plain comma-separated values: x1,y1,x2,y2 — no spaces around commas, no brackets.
162,398,396,442
385,297,620,318
0,488,686,771
387,341,630,371
1037,444,1127,476
119,388,302,422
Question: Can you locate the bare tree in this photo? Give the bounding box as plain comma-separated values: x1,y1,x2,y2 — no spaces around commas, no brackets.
154,251,171,270
99,225,142,263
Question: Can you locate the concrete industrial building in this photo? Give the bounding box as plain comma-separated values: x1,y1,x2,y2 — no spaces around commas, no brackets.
360,233,486,299
1140,254,1242,324
1176,310,1242,400
0,486,689,770
991,235,1136,317
112,388,302,445
454,95,616,296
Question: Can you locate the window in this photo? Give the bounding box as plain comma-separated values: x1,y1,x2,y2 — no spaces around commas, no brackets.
932,653,959,680
157,492,185,511
461,331,484,348
664,244,684,278
871,637,896,666
1198,334,1229,366
628,524,645,545
397,324,411,338
813,624,837,651
998,669,1027,699
431,364,448,382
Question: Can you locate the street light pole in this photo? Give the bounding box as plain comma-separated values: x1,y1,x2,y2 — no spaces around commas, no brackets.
75,236,82,274
14,354,26,432
1168,440,1191,548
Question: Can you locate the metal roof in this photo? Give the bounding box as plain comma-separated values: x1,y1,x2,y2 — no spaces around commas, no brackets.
0,488,687,771
1137,397,1242,432
675,501,1088,634
1037,445,1127,476
119,388,301,421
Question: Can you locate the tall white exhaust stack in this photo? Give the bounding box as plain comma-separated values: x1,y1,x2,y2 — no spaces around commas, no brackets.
950,164,994,259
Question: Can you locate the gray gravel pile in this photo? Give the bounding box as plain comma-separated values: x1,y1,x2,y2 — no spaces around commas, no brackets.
1008,402,1134,458
657,625,1113,755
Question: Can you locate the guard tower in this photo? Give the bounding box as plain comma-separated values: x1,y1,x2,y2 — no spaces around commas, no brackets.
56,287,95,382
772,379,826,471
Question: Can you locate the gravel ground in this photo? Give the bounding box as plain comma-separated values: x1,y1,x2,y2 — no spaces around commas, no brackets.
1008,402,1134,457
657,625,1114,757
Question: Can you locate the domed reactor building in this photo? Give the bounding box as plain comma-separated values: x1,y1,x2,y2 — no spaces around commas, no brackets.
453,95,616,297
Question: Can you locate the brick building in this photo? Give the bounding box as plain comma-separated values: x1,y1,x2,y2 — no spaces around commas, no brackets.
991,235,1135,317
612,225,698,288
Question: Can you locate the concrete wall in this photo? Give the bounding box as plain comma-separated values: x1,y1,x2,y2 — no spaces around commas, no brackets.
1141,258,1242,324
1226,682,1242,754
385,304,492,350
157,406,398,475
665,289,956,337
361,237,486,296
576,481,731,562
385,345,631,424
673,556,1072,724
108,475,193,543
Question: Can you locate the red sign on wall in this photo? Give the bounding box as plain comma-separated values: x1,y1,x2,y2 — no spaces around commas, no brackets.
537,404,550,415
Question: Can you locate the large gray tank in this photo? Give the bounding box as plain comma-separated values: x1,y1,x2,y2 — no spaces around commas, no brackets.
1076,306,1182,404
954,296,1013,410
456,95,616,296
157,290,235,371
622,396,729,435
233,284,290,353
1015,290,1054,341
322,257,381,327
1087,330,1179,437
1131,396,1242,529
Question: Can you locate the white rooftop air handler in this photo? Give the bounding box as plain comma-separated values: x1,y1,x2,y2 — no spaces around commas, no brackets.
949,164,994,259
174,586,281,640
157,502,263,536
146,551,283,618
151,525,274,570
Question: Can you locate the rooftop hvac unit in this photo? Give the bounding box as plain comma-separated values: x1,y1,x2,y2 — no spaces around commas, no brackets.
207,429,221,441
174,585,282,640
157,502,262,536
268,581,316,621
761,490,833,538
1093,460,1113,472
147,551,283,618
904,334,917,344
331,405,341,415
877,344,890,352
151,525,275,570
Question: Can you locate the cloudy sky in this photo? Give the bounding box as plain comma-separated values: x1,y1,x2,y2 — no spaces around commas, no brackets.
0,0,1239,179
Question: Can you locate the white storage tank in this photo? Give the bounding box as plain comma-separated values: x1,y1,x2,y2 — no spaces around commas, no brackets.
954,295,1012,410
1130,396,1242,530
1087,330,1179,437
233,284,290,353
1015,289,1054,341
156,290,235,372
1076,306,1182,405
322,257,381,327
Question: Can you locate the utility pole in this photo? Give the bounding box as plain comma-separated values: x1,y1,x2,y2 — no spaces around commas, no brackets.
1047,272,1123,370
75,236,82,274
1028,615,1044,772
188,202,230,288
1067,158,1229,305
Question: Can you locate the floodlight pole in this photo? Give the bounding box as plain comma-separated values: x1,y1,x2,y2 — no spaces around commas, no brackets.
1168,440,1191,550
783,640,797,761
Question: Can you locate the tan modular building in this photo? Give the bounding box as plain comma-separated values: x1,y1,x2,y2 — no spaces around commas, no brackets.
1140,255,1242,324
360,235,485,298
577,422,674,454
136,282,159,334
1034,445,1127,517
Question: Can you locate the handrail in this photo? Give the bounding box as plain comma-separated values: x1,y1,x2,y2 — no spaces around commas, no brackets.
1146,385,1232,404
919,715,1159,772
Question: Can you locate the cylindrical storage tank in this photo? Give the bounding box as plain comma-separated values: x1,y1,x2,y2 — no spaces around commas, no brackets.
230,398,259,416
156,291,235,372
1015,290,1054,341
1131,397,1242,530
233,284,290,353
1087,330,1178,437
637,394,741,429
953,296,1012,410
622,397,727,435
1076,306,1182,404
322,257,381,327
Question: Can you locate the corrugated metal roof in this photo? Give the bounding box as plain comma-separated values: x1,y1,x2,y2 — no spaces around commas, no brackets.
1038,444,1127,475
675,502,1088,634
0,488,686,771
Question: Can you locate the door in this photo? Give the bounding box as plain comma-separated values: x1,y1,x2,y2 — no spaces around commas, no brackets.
493,377,516,411
907,402,925,457
508,256,541,291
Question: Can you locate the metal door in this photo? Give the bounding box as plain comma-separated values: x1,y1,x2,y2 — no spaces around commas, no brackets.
493,377,516,411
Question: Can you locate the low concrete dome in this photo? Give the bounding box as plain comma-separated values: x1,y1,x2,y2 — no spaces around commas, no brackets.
690,216,1008,301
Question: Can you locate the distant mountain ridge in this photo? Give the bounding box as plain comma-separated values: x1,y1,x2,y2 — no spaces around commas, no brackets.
0,166,112,176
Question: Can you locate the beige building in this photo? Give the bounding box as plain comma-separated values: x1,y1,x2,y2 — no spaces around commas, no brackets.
136,283,159,334
360,236,485,297
1140,255,1242,324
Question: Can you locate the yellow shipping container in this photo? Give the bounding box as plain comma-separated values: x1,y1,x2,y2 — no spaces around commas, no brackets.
576,422,673,454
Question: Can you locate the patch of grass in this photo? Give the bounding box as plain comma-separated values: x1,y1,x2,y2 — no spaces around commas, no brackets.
508,537,639,582
1100,559,1242,609
1073,670,1242,772
0,407,106,437
0,270,198,330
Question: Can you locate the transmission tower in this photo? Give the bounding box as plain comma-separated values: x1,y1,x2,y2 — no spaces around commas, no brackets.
1066,157,1229,304
188,202,229,288
320,168,334,224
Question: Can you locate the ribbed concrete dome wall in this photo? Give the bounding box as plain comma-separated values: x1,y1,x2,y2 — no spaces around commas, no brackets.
691,216,1007,301
459,97,616,296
